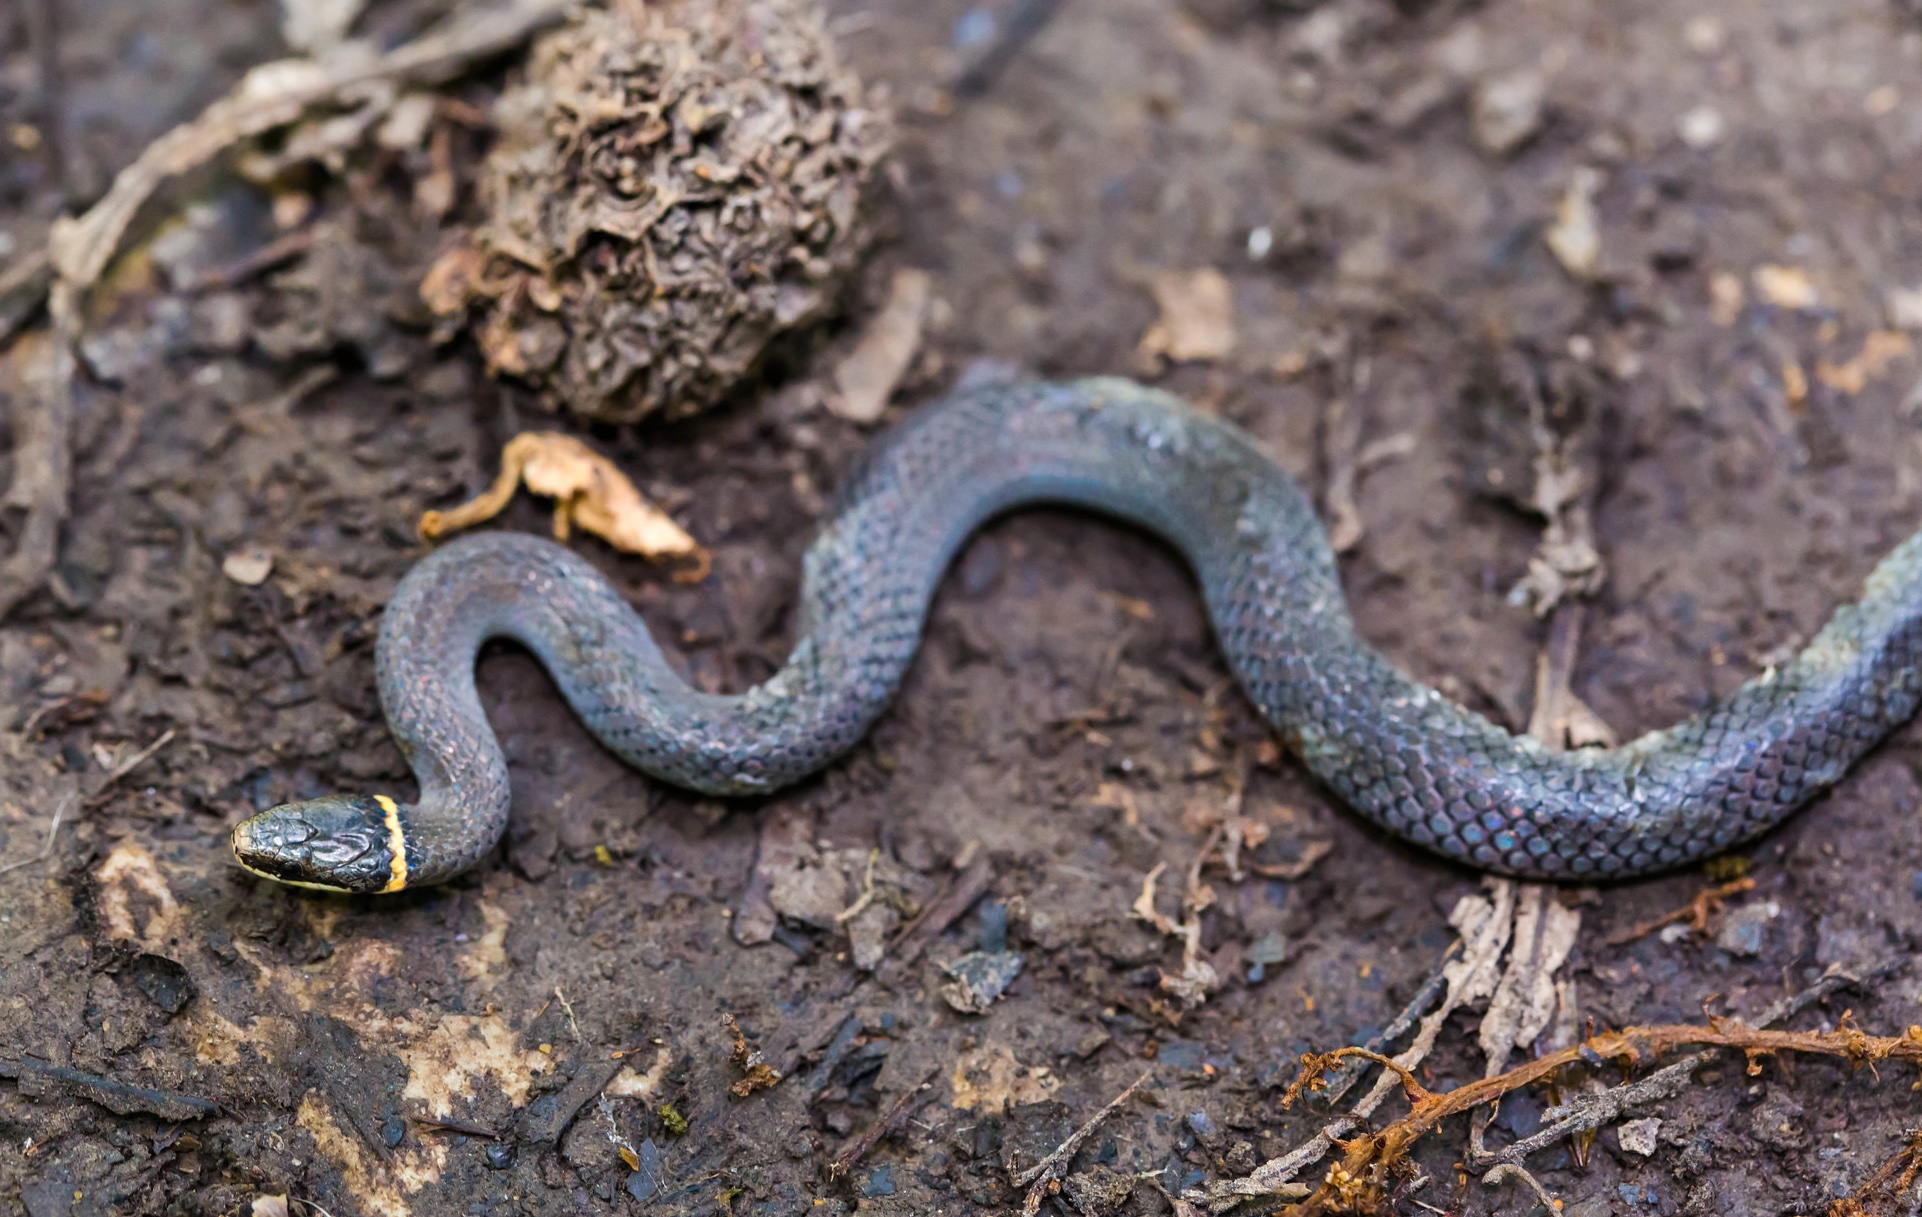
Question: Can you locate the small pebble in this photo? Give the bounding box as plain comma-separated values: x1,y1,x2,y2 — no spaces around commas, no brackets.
1617,1116,1661,1157
860,1165,896,1197
483,1142,517,1170
1676,105,1725,149
1471,69,1545,156
1715,899,1778,957
625,1139,664,1201
222,547,275,587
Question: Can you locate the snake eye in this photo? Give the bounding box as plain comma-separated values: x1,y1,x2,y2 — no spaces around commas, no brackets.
232,795,407,894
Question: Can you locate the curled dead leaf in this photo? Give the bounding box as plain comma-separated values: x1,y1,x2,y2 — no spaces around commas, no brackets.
420,432,709,582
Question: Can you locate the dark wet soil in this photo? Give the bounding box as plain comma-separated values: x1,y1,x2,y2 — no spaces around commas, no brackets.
7,1,1922,1215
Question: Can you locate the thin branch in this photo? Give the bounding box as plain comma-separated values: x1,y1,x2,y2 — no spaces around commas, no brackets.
0,792,73,877
1014,1073,1151,1216
83,727,176,807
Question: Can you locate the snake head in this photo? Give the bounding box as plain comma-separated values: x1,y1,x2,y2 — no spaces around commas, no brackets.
231,794,410,894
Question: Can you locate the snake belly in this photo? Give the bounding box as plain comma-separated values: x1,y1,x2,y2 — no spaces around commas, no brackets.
231,377,1922,890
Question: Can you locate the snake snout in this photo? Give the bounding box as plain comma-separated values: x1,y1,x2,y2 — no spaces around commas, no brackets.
232,794,409,894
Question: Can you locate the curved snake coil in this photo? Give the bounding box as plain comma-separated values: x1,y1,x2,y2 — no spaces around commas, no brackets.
231,378,1922,892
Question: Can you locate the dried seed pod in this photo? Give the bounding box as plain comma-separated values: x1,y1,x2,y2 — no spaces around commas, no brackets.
428,0,892,422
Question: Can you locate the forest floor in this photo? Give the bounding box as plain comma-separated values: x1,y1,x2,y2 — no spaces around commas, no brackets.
6,0,1922,1214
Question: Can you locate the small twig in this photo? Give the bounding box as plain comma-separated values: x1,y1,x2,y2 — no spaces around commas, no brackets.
833,848,882,924
1470,1052,1707,1169
829,1070,939,1179
84,727,176,807
1481,1162,1560,1212
1319,940,1460,1106
0,792,73,877
1208,1121,1353,1205
1014,1072,1152,1216
516,1056,622,1146
181,226,320,292
888,856,994,965
407,1113,504,1139
553,986,584,1044
1320,358,1368,555
1525,602,1614,748
0,1055,219,1121
1271,974,1903,1215
1473,963,1884,1171
1605,877,1757,946
0,249,52,345
1835,1127,1922,1215
952,0,1066,96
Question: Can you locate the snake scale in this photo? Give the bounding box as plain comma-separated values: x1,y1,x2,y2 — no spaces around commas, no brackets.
232,378,1922,892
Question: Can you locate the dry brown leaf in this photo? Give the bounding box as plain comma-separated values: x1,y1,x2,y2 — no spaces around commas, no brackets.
1139,268,1237,363
949,1042,1059,1114
419,433,709,581
831,268,933,423
732,806,820,945
1477,884,1581,1075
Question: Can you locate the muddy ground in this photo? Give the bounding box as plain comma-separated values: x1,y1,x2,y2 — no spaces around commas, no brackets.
7,0,1922,1214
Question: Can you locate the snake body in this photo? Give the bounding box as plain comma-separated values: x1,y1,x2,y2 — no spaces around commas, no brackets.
231,378,1922,892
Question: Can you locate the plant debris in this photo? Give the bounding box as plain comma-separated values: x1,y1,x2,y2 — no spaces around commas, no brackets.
939,949,1025,1014
724,1013,782,1097
1606,875,1758,946
1012,1072,1150,1217
418,431,709,580
424,0,893,422
830,267,933,422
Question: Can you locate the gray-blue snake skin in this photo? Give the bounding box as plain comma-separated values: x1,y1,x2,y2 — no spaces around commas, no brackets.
230,378,1922,892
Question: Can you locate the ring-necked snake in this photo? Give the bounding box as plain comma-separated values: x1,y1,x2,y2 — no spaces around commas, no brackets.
231,378,1922,892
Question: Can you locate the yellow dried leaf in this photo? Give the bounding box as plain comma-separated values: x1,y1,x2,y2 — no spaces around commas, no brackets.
420,433,709,581
1816,330,1911,394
